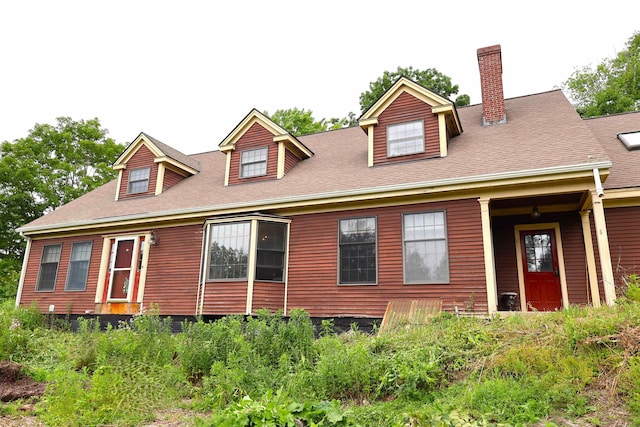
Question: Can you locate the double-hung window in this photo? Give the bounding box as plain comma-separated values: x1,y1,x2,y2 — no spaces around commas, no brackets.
403,211,449,283
339,217,377,284
128,167,151,194
387,120,425,157
240,147,268,178
207,217,288,282
65,241,93,291
36,244,62,292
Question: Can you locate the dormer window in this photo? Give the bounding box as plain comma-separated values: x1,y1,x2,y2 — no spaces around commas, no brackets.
240,147,268,178
387,120,425,157
127,167,151,194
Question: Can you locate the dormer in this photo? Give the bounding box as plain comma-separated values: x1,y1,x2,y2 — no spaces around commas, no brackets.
359,76,462,167
113,133,200,201
219,109,313,186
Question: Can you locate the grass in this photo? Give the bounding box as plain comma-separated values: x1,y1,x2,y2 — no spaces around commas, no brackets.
0,278,639,426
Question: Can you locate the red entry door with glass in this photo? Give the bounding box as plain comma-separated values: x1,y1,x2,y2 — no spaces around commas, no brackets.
520,229,562,311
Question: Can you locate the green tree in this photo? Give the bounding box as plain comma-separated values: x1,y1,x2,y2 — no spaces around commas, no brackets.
359,66,470,113
0,117,124,300
563,31,640,117
267,108,356,137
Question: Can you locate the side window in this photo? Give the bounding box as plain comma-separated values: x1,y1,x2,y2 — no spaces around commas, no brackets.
256,222,286,282
240,147,268,178
127,167,151,194
65,241,93,291
339,217,377,284
387,120,425,157
36,244,62,292
403,211,449,283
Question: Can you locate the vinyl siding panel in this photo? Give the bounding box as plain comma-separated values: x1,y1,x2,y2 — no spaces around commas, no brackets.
252,281,285,313
286,198,486,317
201,281,248,314
119,145,158,199
373,92,441,166
142,224,202,315
606,206,640,285
162,168,186,191
284,149,300,175
228,123,278,185
20,235,104,314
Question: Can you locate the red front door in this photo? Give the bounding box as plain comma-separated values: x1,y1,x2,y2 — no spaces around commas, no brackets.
520,229,562,311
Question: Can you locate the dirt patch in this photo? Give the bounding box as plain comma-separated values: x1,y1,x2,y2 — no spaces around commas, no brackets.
0,361,46,402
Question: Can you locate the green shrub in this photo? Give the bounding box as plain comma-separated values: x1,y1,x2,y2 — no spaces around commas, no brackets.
205,389,354,427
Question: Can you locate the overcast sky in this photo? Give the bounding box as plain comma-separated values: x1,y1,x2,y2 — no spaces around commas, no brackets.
1,1,638,155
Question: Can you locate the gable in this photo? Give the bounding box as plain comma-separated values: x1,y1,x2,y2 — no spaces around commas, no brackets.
359,77,462,167
219,109,313,186
113,133,199,200
226,122,280,185
116,145,158,200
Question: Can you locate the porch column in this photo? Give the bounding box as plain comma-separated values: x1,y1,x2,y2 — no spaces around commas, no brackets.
478,198,498,314
591,191,616,305
579,210,601,307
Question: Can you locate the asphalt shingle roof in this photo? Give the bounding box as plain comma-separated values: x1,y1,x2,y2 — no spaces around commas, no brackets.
21,90,620,232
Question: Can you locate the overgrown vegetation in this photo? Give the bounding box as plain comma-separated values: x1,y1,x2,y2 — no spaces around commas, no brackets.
1,278,640,426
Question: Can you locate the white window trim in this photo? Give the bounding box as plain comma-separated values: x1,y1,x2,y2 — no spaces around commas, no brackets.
127,167,151,194
402,210,450,284
387,119,425,158
240,147,268,178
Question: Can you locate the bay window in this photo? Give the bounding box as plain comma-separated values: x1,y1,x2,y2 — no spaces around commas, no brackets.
206,216,288,282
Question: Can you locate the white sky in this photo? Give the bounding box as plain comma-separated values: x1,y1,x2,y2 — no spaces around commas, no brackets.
1,1,638,155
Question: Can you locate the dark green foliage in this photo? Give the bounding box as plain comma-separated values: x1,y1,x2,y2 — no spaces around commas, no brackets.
0,117,124,272
563,31,640,117
359,66,470,114
3,293,640,426
206,390,354,427
267,108,357,136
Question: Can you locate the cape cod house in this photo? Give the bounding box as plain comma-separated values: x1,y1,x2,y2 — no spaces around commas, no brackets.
14,45,640,320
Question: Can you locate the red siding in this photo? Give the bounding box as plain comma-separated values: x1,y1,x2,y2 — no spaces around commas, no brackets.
284,148,300,175
119,145,158,199
142,224,202,315
606,206,640,287
201,281,248,315
20,235,104,314
252,281,285,313
373,92,441,166
228,123,278,185
286,198,487,317
162,168,185,191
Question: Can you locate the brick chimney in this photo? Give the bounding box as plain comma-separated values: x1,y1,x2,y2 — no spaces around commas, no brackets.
477,44,506,125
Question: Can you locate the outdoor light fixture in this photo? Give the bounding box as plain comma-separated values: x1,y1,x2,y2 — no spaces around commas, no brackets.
531,205,541,219
149,230,159,245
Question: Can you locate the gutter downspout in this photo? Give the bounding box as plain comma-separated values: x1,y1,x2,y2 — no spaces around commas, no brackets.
15,235,32,308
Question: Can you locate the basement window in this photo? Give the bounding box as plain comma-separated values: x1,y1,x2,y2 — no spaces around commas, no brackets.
618,131,640,151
